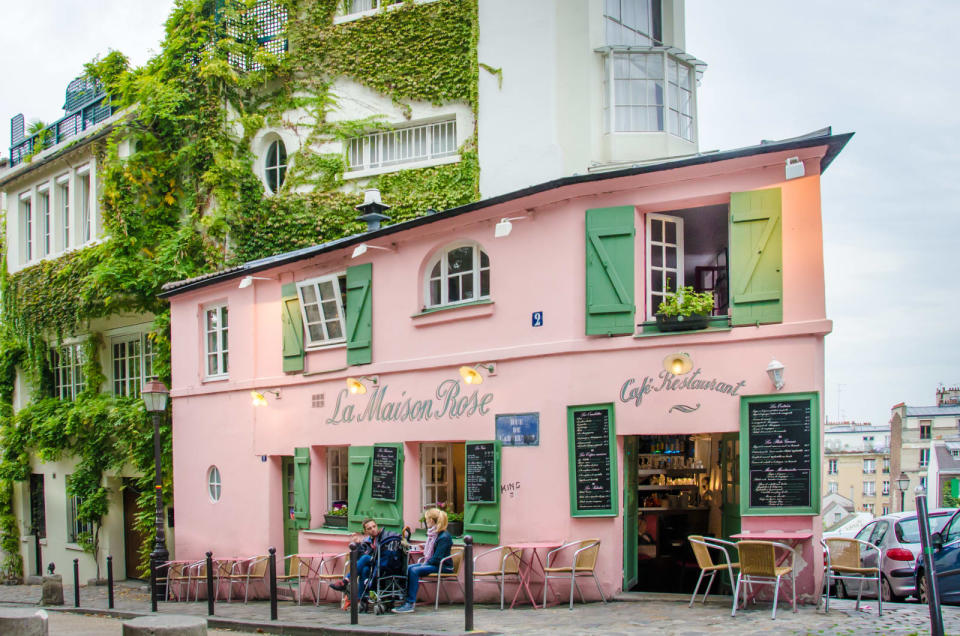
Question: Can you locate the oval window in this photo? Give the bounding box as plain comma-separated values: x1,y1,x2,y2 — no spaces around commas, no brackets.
208,465,222,502
265,139,287,193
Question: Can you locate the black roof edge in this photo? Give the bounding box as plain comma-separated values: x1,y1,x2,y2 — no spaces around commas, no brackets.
160,129,853,298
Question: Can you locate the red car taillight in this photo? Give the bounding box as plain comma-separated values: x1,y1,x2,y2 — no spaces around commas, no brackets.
887,548,915,561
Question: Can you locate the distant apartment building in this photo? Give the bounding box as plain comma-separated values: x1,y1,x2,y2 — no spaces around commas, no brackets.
822,421,890,517
890,386,960,512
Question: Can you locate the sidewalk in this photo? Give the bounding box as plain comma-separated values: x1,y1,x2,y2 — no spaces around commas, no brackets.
0,580,955,634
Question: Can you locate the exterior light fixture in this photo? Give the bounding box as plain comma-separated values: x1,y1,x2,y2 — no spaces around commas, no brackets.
459,363,497,385
141,380,170,591
250,389,280,407
785,156,805,180
238,275,273,289
766,358,785,391
346,375,379,395
662,352,693,376
494,216,529,239
896,471,910,511
351,243,395,259
142,380,170,413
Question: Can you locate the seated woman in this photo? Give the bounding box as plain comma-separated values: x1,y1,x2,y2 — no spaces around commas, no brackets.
392,508,453,613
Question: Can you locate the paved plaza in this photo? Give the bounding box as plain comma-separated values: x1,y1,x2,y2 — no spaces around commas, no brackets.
0,580,955,634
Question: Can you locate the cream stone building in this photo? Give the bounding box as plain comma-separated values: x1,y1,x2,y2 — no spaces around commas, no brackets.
823,422,891,518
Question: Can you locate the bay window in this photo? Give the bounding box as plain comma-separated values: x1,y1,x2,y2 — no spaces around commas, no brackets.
603,50,695,141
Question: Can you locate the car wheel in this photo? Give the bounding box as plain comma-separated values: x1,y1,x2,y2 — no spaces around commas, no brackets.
918,571,929,605
881,576,904,603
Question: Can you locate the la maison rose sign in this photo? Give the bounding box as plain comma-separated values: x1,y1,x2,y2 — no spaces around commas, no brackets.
326,379,494,425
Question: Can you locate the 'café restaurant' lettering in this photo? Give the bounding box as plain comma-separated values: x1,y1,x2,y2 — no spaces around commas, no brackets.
620,368,747,407
327,378,494,425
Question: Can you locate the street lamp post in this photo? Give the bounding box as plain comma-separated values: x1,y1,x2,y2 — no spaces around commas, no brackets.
896,472,911,512
142,380,170,603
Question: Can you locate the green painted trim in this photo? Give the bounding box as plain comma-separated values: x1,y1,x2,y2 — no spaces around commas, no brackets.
412,298,493,317
739,392,821,516
304,527,355,536
635,315,731,337
567,403,619,518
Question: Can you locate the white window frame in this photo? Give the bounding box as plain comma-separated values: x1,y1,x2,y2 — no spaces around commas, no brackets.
920,448,930,468
603,0,658,47
204,304,229,380
77,169,92,244
423,242,490,310
828,458,838,474
20,193,33,264
346,118,458,175
264,138,287,194
37,187,51,257
111,332,157,397
52,342,85,400
66,475,93,544
828,481,837,494
208,466,222,502
863,481,876,496
882,480,890,495
57,175,70,251
421,443,453,509
327,446,349,506
863,458,876,474
645,213,683,319
297,274,347,348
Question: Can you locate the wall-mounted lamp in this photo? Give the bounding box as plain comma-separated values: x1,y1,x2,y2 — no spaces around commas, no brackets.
663,352,693,376
785,156,805,180
251,389,280,407
346,375,379,395
239,275,273,289
494,216,529,239
766,358,785,391
459,363,497,385
351,242,395,259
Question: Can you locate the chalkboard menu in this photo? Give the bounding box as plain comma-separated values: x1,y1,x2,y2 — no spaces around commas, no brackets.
372,445,398,501
466,443,497,503
741,393,820,515
567,404,618,517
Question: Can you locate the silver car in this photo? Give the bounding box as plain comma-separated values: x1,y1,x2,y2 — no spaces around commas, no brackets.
837,509,955,602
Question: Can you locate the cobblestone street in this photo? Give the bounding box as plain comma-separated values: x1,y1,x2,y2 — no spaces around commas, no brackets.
0,581,956,634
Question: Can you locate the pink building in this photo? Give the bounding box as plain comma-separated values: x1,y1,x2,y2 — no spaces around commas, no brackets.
161,129,851,602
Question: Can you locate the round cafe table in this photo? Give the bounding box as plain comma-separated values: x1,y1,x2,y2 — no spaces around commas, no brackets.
508,541,563,609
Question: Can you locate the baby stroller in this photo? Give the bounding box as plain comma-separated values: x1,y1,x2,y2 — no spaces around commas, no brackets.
358,534,409,615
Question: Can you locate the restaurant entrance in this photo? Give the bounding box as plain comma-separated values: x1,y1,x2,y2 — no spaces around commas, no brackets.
625,433,733,593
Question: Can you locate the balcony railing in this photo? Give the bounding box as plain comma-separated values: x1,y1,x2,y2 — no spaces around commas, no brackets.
9,78,112,167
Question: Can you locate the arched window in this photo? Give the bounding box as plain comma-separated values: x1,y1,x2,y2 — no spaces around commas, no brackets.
265,139,287,193
424,242,490,309
208,466,222,502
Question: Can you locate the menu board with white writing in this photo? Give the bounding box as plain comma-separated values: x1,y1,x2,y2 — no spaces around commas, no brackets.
466,443,496,503
745,397,816,512
371,445,398,502
568,406,617,516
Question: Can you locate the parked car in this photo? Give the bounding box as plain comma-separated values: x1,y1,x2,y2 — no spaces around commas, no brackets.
916,507,960,605
834,509,955,602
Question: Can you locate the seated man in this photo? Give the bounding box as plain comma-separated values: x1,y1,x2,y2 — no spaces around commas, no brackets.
331,518,398,593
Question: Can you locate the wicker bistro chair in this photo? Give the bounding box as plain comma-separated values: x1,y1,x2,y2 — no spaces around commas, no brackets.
277,555,318,606
543,539,607,610
820,537,882,616
224,555,270,603
421,545,465,609
687,535,740,607
731,541,797,620
473,546,523,610
313,552,349,605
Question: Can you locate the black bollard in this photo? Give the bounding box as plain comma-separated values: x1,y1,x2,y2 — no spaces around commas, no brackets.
107,556,114,609
349,542,359,626
464,536,474,632
206,551,215,616
268,547,278,621
73,558,80,608
917,492,945,636
150,556,157,613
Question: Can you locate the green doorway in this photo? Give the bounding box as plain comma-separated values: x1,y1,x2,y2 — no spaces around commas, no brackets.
720,433,741,539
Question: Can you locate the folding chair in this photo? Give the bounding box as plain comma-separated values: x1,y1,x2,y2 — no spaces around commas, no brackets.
473,545,522,610
687,535,739,606
731,540,796,620
422,545,465,609
543,539,606,610
820,537,882,616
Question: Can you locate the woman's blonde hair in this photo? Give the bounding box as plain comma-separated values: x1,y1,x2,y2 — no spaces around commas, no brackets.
425,507,449,532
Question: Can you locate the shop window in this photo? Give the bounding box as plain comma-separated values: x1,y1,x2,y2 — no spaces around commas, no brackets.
327,446,349,505
297,274,347,347
204,304,229,379
863,458,876,474
112,332,157,397
424,242,490,310
66,475,93,544
265,139,287,193
643,206,728,320
208,466,221,502
920,420,931,440
51,343,85,400
827,459,838,475
420,443,464,514
920,449,930,468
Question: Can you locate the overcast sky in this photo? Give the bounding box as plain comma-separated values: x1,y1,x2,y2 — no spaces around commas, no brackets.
2,1,957,429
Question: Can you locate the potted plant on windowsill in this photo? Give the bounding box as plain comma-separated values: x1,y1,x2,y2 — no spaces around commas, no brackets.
324,503,348,528
655,285,715,332
446,511,464,537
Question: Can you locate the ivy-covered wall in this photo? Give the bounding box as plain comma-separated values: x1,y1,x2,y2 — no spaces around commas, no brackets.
0,0,478,578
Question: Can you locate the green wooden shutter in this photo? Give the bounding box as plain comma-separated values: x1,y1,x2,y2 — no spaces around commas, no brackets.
346,444,403,532
293,447,311,529
281,282,305,373
463,441,500,545
585,206,635,335
729,188,783,326
345,263,372,366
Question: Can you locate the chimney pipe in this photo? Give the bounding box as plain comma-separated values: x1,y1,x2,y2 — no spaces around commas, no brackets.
355,189,391,232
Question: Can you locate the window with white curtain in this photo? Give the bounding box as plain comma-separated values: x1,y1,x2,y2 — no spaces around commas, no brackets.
421,444,452,509
603,51,695,140
603,0,659,46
